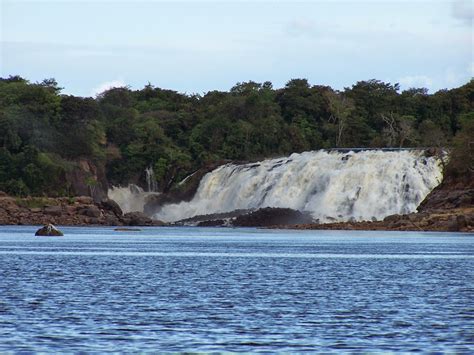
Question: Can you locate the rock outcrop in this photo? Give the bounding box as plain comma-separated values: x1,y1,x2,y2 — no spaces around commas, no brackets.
417,175,474,213
0,194,165,226
65,159,109,202
283,207,474,232
232,207,314,227
35,224,64,236
122,212,154,226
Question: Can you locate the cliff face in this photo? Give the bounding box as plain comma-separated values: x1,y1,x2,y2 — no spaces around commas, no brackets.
417,174,474,213
65,159,109,202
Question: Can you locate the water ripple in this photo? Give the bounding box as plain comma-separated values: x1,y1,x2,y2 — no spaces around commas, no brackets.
0,226,473,352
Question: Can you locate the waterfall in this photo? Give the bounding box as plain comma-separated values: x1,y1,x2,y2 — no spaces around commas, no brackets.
145,166,158,192
153,149,444,223
108,166,160,214
108,184,158,214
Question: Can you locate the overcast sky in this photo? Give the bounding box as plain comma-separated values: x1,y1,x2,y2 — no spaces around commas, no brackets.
1,0,472,97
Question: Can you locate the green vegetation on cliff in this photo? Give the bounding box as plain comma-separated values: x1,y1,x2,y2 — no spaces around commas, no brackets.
0,75,472,196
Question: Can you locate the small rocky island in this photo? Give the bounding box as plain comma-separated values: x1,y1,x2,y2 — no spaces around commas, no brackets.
35,224,64,236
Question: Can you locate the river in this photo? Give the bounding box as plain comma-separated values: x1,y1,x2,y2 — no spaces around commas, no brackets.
0,226,472,352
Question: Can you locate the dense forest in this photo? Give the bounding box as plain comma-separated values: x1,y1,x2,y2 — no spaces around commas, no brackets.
0,75,472,197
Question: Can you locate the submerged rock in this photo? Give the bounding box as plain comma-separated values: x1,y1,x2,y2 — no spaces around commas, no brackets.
35,224,64,236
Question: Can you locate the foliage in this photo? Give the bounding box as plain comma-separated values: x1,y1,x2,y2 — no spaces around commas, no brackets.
0,75,472,196
445,112,474,178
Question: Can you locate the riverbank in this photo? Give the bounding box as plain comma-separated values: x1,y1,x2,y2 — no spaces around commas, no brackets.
1,195,472,232
0,194,163,227
275,207,474,232
0,171,472,232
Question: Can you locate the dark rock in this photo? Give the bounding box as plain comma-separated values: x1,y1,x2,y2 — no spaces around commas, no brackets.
174,209,250,226
65,159,108,202
151,220,166,226
100,199,123,216
104,214,120,226
447,217,460,232
79,206,101,218
456,215,468,229
232,207,314,227
87,217,101,224
115,228,142,232
75,196,94,205
424,147,442,158
458,195,473,207
197,219,225,227
43,206,63,216
391,220,409,229
122,212,153,226
418,170,474,213
383,214,401,223
35,224,64,236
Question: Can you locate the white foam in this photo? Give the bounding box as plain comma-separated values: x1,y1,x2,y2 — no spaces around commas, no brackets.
153,150,444,223
108,184,159,214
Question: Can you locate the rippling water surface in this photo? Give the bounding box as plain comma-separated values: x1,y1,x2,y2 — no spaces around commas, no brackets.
0,226,473,352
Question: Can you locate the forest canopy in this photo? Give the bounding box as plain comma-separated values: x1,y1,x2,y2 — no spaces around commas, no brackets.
0,75,472,196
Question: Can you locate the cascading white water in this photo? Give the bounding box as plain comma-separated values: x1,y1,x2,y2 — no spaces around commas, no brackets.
145,166,158,192
153,149,444,223
108,184,158,214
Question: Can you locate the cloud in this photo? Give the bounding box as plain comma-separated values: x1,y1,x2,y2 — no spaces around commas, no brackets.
398,75,433,89
452,0,474,25
91,79,126,97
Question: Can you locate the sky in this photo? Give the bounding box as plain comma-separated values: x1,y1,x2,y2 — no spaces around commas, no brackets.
0,0,472,97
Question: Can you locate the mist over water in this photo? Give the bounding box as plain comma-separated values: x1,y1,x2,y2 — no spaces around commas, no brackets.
153,150,443,222
108,185,159,214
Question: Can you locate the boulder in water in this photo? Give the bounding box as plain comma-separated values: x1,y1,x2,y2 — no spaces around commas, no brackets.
35,224,64,236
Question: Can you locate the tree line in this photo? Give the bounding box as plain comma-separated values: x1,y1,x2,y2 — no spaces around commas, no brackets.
0,75,472,196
